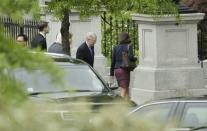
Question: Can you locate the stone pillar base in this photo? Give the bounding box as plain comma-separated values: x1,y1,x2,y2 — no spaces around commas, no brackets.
94,55,107,77
132,88,207,104
132,66,205,104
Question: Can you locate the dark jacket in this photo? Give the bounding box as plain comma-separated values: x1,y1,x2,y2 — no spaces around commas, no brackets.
48,42,64,54
76,42,94,67
110,43,137,76
31,34,47,50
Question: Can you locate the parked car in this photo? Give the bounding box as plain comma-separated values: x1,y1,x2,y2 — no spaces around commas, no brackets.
14,53,135,121
129,97,207,131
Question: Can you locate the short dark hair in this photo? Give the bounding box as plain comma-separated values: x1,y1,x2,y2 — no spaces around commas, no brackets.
17,34,28,42
38,22,48,31
119,32,131,44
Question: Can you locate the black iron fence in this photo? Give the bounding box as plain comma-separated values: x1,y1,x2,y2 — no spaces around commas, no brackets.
0,17,40,46
2,14,205,62
101,13,207,66
198,17,207,61
101,12,139,60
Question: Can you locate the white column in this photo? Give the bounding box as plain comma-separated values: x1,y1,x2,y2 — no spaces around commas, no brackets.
41,11,107,76
44,15,61,49
69,12,107,76
132,13,206,104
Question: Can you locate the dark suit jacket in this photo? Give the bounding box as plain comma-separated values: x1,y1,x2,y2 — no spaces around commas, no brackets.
110,44,137,76
76,42,94,67
31,34,47,50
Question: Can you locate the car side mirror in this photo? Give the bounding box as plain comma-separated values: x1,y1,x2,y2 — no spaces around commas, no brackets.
107,82,119,90
110,86,119,90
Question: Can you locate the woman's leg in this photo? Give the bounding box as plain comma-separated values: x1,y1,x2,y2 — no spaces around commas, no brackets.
120,87,129,99
121,71,130,99
115,69,130,98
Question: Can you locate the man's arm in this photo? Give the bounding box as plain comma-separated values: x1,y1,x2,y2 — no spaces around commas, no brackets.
31,36,46,50
76,47,85,60
37,37,47,50
41,39,47,50
31,38,37,49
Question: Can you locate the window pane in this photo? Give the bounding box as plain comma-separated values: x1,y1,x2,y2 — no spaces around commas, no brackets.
182,102,207,128
61,66,104,91
21,66,104,93
134,103,173,123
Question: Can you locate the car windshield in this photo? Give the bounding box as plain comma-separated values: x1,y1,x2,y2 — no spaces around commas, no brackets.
18,64,105,93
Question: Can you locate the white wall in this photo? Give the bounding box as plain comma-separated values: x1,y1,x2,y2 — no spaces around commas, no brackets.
43,13,103,57
69,13,102,57
43,13,107,76
39,1,103,58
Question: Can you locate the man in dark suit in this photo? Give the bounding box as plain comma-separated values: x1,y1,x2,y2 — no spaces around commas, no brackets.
76,32,97,67
31,22,49,50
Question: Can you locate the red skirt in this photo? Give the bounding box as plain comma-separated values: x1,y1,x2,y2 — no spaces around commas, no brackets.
114,68,130,88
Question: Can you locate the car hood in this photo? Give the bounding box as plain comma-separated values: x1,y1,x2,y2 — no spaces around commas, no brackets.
29,91,125,105
29,92,136,121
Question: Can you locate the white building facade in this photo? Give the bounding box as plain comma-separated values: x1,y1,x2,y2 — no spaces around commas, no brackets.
39,0,107,76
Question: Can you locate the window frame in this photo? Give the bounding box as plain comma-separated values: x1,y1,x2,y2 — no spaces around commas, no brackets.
179,101,207,128
56,63,110,93
58,64,106,92
130,101,178,123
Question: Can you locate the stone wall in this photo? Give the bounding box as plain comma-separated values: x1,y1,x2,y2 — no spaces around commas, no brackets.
131,13,207,104
41,13,107,77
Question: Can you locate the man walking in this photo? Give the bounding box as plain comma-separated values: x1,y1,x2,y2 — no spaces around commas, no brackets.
76,32,97,67
31,22,49,51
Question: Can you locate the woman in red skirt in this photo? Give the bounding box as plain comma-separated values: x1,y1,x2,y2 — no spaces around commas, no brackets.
110,32,137,98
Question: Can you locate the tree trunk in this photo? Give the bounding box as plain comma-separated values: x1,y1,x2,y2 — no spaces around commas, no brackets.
61,10,70,56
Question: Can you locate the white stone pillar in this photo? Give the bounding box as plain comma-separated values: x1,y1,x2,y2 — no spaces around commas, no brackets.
131,13,207,104
41,11,107,76
44,15,61,48
69,12,107,76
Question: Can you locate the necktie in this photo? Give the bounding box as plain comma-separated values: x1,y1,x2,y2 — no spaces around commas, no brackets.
89,47,94,57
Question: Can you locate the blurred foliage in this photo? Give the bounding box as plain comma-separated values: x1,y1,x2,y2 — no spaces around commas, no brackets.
47,0,135,20
0,100,169,131
0,0,40,20
0,0,62,114
0,1,177,131
48,0,178,20
47,0,178,55
0,27,62,104
133,0,178,16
